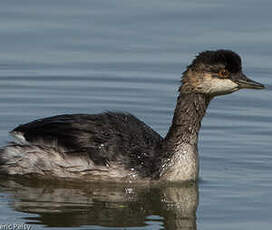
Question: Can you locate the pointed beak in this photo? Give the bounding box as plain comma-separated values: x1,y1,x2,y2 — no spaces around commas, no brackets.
232,72,265,89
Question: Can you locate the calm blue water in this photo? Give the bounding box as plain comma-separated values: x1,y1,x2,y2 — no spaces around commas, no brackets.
0,0,271,229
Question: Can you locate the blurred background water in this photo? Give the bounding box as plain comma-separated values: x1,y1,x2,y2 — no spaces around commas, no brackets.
0,0,271,229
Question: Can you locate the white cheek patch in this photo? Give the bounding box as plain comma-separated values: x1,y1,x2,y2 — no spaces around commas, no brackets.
202,78,239,95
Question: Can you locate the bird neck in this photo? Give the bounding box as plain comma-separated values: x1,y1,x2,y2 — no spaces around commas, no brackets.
159,89,211,181
164,91,210,148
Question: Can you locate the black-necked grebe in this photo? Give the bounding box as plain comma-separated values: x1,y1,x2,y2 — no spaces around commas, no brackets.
0,50,264,182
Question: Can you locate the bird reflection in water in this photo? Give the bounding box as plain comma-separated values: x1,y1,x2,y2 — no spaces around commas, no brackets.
0,177,198,230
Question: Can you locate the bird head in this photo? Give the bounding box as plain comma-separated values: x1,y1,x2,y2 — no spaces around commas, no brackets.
181,50,264,96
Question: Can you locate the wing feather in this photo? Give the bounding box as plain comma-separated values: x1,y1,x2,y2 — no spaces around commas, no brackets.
10,112,162,172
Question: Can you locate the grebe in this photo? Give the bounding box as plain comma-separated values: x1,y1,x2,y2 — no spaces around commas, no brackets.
0,50,264,182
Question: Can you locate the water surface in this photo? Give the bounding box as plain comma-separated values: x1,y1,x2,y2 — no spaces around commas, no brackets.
0,0,271,229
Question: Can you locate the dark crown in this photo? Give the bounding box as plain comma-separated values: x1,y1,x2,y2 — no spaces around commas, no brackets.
188,49,242,73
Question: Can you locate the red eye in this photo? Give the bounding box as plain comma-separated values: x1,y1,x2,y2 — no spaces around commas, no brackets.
218,69,229,78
